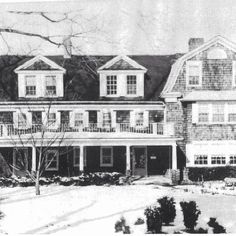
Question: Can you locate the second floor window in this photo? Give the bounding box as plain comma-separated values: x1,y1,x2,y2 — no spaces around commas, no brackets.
127,75,137,95
25,76,36,96
106,75,117,95
48,113,56,126
212,103,224,122
135,112,144,126
74,113,83,127
198,104,209,123
103,112,111,127
18,113,27,128
45,76,56,96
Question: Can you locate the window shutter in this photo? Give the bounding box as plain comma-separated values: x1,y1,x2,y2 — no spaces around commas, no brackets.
130,111,136,127
143,110,149,127
26,112,32,128
83,111,89,127
69,111,75,127
42,111,47,126
192,103,198,123
97,111,103,128
100,74,107,96
111,110,116,128
13,112,18,128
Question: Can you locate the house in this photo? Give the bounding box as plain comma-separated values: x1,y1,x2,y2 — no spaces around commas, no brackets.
1,35,234,178
0,52,180,177
162,35,236,168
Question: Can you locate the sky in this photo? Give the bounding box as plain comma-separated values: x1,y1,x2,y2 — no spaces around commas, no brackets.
0,0,236,55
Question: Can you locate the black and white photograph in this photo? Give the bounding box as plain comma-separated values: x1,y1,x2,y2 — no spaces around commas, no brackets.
0,0,235,234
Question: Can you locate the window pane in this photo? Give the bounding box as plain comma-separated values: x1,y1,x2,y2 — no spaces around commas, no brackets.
103,112,111,127
194,155,208,165
25,76,36,95
45,76,56,95
116,111,130,123
48,113,56,125
18,113,27,128
135,112,144,126
198,104,209,123
107,76,117,95
127,75,137,95
188,65,200,85
211,155,226,165
74,113,83,126
230,156,236,164
212,104,224,122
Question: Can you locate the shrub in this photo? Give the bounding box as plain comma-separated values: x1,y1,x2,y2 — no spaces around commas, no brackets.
207,217,226,233
114,216,131,234
180,201,201,232
144,206,162,233
194,227,208,234
134,217,145,225
188,166,236,181
157,196,176,225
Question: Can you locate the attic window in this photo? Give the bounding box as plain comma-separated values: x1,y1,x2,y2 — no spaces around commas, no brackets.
106,75,117,95
207,48,227,59
186,61,202,87
25,76,36,96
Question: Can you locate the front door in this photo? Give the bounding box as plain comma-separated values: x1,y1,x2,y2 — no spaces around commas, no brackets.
133,147,147,176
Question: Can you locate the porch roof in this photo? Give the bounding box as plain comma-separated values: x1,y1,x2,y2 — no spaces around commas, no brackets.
181,90,236,101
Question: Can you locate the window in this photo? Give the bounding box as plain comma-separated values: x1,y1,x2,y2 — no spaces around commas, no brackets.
102,112,111,127
149,110,164,123
135,112,144,126
45,76,56,96
212,103,224,122
230,155,236,165
45,150,59,171
116,111,130,123
228,103,236,122
18,113,27,128
25,76,36,96
32,111,42,125
186,61,202,86
73,147,86,167
127,75,137,95
194,155,208,165
198,104,209,123
48,113,56,126
100,147,113,167
74,113,83,127
106,75,117,95
211,155,226,165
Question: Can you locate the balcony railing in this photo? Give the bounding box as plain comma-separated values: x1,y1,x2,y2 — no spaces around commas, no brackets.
0,122,175,137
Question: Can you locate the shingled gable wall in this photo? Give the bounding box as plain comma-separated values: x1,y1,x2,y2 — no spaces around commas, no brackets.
165,41,236,164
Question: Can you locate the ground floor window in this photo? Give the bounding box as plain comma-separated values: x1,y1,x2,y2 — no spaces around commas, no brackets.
73,147,86,167
74,113,83,127
230,155,236,165
45,150,59,171
135,112,144,126
194,155,208,165
13,148,28,171
100,147,113,167
211,155,226,165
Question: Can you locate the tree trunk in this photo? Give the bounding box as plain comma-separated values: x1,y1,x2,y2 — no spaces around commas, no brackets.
35,171,40,195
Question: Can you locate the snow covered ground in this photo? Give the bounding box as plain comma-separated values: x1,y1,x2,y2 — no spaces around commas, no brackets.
0,183,236,234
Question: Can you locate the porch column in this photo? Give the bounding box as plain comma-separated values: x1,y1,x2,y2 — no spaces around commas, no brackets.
126,145,131,176
172,143,177,170
32,146,36,173
79,145,84,172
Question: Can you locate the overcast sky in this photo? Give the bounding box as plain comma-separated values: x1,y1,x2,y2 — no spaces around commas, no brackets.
0,0,236,55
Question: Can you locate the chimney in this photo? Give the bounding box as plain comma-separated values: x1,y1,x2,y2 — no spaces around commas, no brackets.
63,36,72,58
188,38,204,51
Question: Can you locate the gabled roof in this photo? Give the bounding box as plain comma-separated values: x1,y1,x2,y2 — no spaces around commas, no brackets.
97,55,147,72
14,55,66,73
181,90,236,101
161,35,236,97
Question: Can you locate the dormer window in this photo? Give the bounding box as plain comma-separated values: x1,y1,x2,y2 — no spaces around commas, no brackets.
98,55,147,98
45,76,57,96
106,75,117,95
186,61,202,87
127,75,137,95
25,75,36,96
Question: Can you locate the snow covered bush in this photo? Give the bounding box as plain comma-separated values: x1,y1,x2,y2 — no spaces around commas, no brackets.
180,201,201,232
144,206,162,233
157,196,176,225
134,217,145,225
114,216,131,233
207,217,226,233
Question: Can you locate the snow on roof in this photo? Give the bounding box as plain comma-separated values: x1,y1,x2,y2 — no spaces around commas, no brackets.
181,90,236,101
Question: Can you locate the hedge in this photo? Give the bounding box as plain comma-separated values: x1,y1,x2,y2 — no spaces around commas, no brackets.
188,166,236,181
0,172,124,187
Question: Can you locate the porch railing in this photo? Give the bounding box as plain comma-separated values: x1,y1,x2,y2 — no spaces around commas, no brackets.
0,122,175,137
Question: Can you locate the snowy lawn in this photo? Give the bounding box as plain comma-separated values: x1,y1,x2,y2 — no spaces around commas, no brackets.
0,183,236,234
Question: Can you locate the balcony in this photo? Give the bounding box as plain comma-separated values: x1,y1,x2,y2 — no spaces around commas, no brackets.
0,122,175,138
